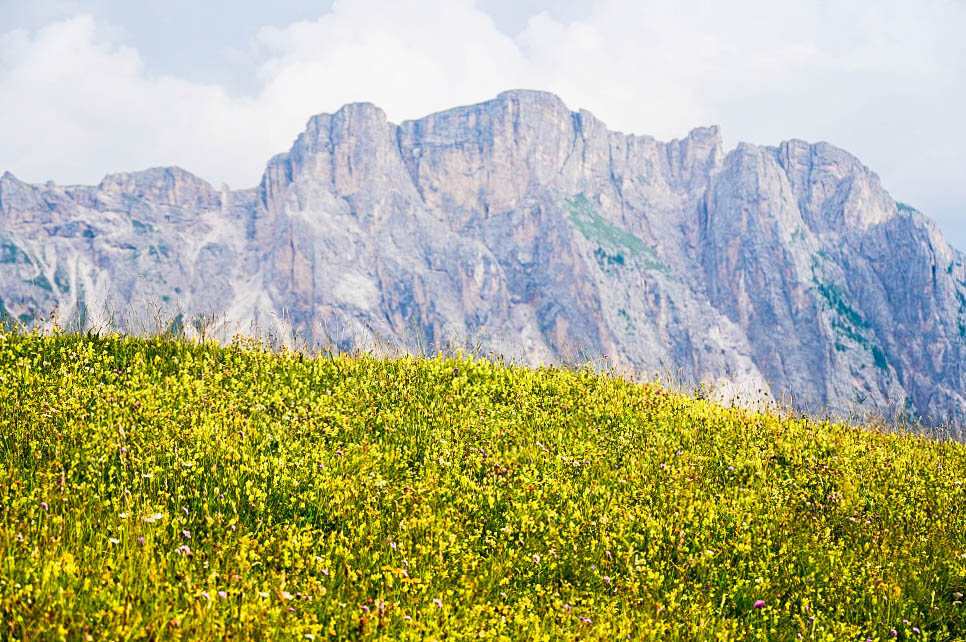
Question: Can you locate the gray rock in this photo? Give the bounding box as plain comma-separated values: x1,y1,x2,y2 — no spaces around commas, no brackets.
2,90,964,428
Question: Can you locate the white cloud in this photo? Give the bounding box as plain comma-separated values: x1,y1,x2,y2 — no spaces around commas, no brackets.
0,0,963,247
0,16,261,187
250,0,526,148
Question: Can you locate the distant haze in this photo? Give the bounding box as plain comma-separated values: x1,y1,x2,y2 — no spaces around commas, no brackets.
1,0,963,249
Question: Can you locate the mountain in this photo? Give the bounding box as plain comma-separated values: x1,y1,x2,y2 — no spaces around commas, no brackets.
1,90,964,427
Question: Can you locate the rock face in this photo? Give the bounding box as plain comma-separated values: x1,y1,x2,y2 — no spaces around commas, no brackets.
2,90,964,427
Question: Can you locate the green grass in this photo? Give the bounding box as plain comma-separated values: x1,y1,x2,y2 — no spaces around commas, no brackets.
2,332,966,640
872,345,890,372
811,258,896,371
131,220,154,234
565,194,667,272
26,273,53,293
897,203,918,214
0,242,31,266
0,299,10,330
813,278,870,333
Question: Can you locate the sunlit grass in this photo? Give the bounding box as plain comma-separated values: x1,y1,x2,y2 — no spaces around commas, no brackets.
1,331,965,640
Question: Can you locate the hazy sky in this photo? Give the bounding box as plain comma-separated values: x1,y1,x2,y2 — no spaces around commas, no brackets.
1,0,963,250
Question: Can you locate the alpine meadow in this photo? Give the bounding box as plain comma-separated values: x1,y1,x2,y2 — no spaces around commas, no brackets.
3,1,966,640
2,331,965,640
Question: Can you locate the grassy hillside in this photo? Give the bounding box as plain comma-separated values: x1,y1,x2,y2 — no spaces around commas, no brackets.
1,332,965,640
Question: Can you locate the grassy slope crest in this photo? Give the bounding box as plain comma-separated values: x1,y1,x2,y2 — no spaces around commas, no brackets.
1,333,965,640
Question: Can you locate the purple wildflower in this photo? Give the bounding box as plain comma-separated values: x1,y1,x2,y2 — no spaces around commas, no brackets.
753,600,766,609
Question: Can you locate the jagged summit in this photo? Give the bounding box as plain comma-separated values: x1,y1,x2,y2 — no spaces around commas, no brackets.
1,91,964,428
496,87,566,101
683,124,722,142
95,167,221,211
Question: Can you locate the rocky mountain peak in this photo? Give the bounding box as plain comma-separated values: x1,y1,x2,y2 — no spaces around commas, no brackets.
1,90,964,429
492,88,572,119
0,172,54,224
771,139,894,232
665,125,724,186
97,167,221,211
300,102,390,151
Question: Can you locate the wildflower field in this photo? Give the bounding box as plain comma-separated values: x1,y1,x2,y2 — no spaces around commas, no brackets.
1,332,966,640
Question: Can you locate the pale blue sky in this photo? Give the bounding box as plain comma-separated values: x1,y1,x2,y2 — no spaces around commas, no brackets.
0,1,592,94
1,0,963,250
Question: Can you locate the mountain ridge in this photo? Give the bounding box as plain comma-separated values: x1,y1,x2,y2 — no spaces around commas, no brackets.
1,89,964,427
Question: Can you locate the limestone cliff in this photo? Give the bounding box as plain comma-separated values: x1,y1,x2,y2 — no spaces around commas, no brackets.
2,90,963,427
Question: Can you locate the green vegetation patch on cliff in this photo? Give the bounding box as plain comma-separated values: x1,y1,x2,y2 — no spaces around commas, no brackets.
566,193,667,272
1,333,964,640
131,219,154,234
26,272,53,293
0,298,12,330
896,202,918,214
0,241,31,265
811,258,892,372
814,278,870,332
